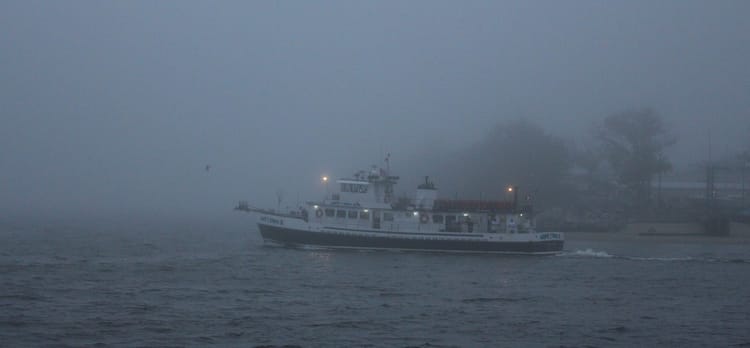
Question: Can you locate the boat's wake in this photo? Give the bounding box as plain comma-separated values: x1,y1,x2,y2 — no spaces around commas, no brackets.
564,248,614,258
559,248,749,264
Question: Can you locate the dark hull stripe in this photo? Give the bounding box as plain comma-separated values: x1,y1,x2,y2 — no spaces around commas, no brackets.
258,224,564,254
325,226,483,238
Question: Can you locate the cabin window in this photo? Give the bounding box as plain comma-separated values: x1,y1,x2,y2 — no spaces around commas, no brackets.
360,211,370,220
325,208,335,217
340,184,349,192
347,210,357,219
383,212,394,221
336,210,346,218
445,215,456,224
432,214,444,223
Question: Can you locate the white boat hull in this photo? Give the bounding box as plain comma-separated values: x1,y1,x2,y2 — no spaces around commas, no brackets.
256,215,564,254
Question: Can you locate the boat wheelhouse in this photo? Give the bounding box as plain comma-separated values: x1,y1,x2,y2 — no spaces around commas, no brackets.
237,164,563,254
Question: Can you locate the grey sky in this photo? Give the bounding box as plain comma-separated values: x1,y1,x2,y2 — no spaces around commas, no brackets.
1,1,749,218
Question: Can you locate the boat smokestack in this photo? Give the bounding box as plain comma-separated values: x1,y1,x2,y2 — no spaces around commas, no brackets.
416,176,438,210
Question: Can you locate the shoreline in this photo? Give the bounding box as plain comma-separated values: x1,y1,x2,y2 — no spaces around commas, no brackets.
561,222,750,244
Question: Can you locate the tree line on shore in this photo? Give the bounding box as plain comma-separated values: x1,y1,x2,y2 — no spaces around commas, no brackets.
407,108,748,224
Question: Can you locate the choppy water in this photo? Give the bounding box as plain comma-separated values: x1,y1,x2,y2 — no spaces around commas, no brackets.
2,216,749,347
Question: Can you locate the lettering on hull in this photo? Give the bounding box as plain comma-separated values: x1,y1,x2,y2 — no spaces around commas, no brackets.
260,216,284,226
538,232,562,240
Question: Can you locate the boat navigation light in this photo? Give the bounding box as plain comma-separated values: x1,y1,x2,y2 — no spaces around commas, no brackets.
313,205,319,209
322,176,328,182
519,213,523,217
413,211,419,216
463,213,469,217
363,209,369,213
507,186,513,192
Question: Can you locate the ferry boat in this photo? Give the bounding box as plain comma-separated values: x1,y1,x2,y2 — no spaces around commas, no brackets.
236,164,564,254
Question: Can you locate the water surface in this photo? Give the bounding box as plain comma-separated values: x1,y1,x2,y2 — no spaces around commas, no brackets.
1,217,749,347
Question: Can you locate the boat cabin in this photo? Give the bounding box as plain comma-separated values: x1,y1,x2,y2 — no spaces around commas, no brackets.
307,166,535,234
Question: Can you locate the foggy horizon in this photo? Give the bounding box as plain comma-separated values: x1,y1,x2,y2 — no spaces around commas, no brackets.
2,1,749,219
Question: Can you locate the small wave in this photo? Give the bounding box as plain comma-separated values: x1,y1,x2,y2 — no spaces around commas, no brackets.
379,292,416,298
561,249,750,264
627,255,750,263
0,320,29,328
194,336,215,344
403,344,459,348
628,256,694,262
309,320,372,329
461,297,532,303
597,325,629,333
563,249,614,258
704,257,749,264
0,293,49,302
298,245,331,251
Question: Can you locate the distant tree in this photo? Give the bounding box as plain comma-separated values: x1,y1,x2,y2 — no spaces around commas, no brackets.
569,137,604,182
426,119,571,205
567,137,617,196
574,145,602,177
597,108,675,212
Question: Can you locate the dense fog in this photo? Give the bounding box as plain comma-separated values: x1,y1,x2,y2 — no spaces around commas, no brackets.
2,1,749,219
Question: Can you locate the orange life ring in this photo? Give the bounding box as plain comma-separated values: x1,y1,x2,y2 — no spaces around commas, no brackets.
315,209,323,218
420,214,429,223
